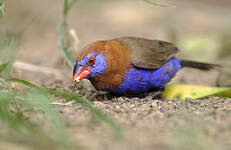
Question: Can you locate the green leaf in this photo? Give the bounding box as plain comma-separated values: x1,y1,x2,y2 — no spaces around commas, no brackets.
7,78,121,136
6,78,73,148
215,89,231,98
63,0,78,17
163,84,231,100
0,62,9,73
47,88,121,136
57,0,79,69
26,88,71,147
4,34,20,76
0,0,4,20
57,22,74,68
7,78,41,89
142,0,167,7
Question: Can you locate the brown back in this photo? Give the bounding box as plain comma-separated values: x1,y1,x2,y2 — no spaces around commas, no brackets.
115,37,179,69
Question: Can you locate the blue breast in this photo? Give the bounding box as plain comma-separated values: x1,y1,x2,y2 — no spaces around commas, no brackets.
108,57,182,95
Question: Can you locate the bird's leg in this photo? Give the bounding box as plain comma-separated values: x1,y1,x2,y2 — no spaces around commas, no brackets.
148,90,164,99
121,89,164,102
139,89,164,102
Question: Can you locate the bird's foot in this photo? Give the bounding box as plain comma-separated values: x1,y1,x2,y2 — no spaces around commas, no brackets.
122,90,163,102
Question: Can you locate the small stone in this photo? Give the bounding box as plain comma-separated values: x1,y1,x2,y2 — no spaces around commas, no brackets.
160,106,168,113
94,101,105,108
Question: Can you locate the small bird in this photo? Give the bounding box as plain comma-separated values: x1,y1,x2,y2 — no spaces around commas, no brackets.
73,37,218,96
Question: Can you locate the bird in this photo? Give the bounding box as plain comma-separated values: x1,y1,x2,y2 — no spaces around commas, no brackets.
73,37,218,96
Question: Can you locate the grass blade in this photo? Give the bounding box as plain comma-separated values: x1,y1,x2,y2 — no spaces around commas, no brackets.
0,0,4,20
57,0,79,69
7,78,41,89
0,62,8,73
6,78,74,148
0,89,77,150
26,88,73,149
4,34,20,76
7,78,121,135
141,0,170,7
57,22,74,68
63,0,78,17
0,92,23,130
47,88,121,135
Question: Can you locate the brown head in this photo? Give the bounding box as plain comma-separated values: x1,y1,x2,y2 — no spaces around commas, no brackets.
73,40,131,90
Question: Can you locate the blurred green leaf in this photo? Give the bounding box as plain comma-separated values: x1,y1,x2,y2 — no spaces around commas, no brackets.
57,0,79,69
4,34,20,76
63,0,78,17
26,88,71,148
7,78,121,136
57,22,74,68
142,0,167,7
6,78,76,149
215,89,231,98
47,88,121,136
7,78,41,89
0,92,23,130
0,86,78,149
163,84,231,100
0,62,8,73
0,0,4,20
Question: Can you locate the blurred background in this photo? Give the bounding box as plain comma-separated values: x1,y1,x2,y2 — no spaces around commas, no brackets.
1,0,231,86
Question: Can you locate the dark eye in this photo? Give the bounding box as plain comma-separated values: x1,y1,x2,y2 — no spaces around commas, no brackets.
87,56,96,66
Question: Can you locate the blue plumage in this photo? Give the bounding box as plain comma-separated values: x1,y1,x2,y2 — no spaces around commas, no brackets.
108,57,181,95
77,52,107,78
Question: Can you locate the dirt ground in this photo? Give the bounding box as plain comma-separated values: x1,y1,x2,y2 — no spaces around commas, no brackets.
2,0,231,150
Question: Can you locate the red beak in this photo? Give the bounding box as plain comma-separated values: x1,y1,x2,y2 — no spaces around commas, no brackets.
73,66,91,82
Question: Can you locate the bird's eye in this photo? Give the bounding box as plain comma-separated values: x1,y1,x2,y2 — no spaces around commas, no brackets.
87,56,96,66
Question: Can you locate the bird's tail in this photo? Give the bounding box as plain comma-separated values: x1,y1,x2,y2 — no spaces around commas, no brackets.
181,59,220,70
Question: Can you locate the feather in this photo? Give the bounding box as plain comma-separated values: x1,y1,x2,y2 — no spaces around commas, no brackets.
115,37,178,69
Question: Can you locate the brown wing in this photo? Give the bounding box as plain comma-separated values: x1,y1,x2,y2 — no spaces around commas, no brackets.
114,37,179,69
